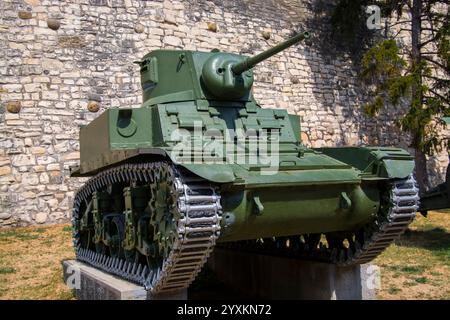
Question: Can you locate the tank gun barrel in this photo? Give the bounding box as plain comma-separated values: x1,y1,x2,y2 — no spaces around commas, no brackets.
231,31,310,75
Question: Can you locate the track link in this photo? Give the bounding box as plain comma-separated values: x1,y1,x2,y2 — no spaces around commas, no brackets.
343,175,419,265
72,162,222,293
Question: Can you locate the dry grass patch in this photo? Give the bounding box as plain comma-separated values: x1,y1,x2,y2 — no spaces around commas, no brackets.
0,210,448,300
0,224,74,300
375,211,450,300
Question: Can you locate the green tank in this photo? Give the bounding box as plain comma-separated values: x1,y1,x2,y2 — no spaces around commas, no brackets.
70,31,420,294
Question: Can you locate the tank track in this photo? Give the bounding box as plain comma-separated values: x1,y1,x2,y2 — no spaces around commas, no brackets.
219,175,419,266
72,162,222,293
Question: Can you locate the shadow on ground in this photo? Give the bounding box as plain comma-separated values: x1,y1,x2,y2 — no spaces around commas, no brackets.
397,227,450,253
189,266,254,300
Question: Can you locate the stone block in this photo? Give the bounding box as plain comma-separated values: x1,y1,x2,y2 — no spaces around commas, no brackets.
62,260,187,300
208,248,378,300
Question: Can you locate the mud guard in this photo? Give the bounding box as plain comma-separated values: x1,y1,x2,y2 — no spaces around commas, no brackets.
174,147,415,184
316,147,415,180
177,163,236,183
381,158,415,179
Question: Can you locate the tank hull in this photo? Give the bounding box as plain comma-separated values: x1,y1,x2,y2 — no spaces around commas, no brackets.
218,181,379,242
70,39,419,293
70,105,416,242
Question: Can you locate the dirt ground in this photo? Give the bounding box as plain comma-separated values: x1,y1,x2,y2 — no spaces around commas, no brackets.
374,211,450,299
0,211,448,300
0,224,75,299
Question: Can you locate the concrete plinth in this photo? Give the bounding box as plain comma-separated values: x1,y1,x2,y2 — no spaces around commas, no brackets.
208,248,378,300
62,260,187,300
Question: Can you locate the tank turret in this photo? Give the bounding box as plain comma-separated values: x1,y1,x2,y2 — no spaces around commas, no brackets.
201,31,310,99
137,31,310,104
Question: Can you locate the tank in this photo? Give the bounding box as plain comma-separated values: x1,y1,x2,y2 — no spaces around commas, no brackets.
70,31,420,294
419,117,450,215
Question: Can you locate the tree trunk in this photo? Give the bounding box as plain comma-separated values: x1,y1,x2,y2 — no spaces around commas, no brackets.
411,0,421,62
411,0,428,191
414,146,429,192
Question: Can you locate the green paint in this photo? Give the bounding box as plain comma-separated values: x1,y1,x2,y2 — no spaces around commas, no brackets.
73,32,416,240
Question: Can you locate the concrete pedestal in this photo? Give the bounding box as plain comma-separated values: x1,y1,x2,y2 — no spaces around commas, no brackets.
62,260,187,300
208,248,378,300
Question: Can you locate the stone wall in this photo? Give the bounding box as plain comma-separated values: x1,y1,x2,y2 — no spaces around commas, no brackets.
0,0,448,227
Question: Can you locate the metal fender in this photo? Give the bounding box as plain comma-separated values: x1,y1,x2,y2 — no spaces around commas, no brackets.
316,147,415,180
380,158,415,179
177,163,236,183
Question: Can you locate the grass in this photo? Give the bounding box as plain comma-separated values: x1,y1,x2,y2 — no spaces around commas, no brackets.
374,211,450,300
0,211,448,300
415,277,428,284
0,267,15,274
0,224,75,300
399,266,425,274
388,287,401,294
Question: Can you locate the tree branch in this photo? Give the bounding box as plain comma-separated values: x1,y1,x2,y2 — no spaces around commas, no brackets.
423,74,449,82
391,28,404,38
420,36,439,48
422,56,448,70
406,0,413,11
387,20,412,29
428,89,450,103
